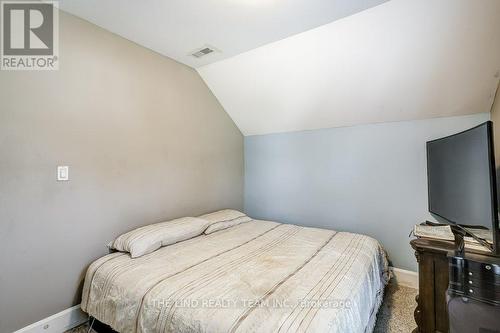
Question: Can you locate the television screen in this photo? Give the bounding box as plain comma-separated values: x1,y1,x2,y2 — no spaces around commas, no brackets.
427,121,497,228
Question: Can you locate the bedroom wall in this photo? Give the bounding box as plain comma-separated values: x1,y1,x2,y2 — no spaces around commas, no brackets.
491,81,500,168
0,11,243,333
244,113,490,272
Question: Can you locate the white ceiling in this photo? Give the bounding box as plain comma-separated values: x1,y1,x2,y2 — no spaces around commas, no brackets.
59,0,387,68
199,0,500,136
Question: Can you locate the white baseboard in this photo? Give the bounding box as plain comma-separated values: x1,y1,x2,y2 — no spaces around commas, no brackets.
13,305,88,333
390,267,419,289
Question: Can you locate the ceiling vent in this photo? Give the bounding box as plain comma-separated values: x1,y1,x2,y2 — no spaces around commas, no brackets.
190,46,218,58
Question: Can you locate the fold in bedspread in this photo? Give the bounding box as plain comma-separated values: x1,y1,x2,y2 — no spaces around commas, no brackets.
82,220,389,333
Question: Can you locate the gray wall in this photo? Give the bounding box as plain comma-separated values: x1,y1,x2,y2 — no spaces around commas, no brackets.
0,12,243,333
245,113,491,271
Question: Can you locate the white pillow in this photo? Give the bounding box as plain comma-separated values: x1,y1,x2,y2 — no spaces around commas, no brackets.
199,209,252,234
112,217,209,258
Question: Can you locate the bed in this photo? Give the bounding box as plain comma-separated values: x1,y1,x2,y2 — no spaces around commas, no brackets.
81,212,389,333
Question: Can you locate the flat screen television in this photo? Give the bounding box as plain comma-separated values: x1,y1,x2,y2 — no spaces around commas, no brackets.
426,121,500,255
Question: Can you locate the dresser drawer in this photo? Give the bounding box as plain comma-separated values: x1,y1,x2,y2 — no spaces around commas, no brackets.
463,285,500,304
448,256,500,305
466,265,500,284
467,260,500,275
451,257,500,283
463,276,500,289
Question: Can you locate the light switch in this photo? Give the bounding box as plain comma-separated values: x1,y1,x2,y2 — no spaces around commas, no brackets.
57,166,69,181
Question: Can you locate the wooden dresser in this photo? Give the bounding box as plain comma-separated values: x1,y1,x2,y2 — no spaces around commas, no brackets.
410,238,500,333
411,238,455,333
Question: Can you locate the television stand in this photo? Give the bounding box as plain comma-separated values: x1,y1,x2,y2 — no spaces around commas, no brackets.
410,237,500,333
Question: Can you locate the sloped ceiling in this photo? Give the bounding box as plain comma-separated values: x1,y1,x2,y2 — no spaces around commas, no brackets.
198,0,500,136
59,0,388,68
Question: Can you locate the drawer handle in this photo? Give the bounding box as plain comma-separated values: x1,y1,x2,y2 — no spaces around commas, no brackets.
469,289,474,293
469,280,473,284
485,265,491,270
469,272,473,276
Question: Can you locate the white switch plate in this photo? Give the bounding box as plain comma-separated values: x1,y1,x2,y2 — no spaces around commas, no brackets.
57,166,69,181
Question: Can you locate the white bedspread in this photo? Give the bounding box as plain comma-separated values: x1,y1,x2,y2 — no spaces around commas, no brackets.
81,220,389,333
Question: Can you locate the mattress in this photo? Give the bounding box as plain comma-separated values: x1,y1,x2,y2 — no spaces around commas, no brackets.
81,219,389,333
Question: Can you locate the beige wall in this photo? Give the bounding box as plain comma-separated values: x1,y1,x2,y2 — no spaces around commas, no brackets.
491,81,500,167
0,12,243,333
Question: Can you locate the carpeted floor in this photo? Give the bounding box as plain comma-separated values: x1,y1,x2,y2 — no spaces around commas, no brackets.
374,281,418,332
69,280,417,333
